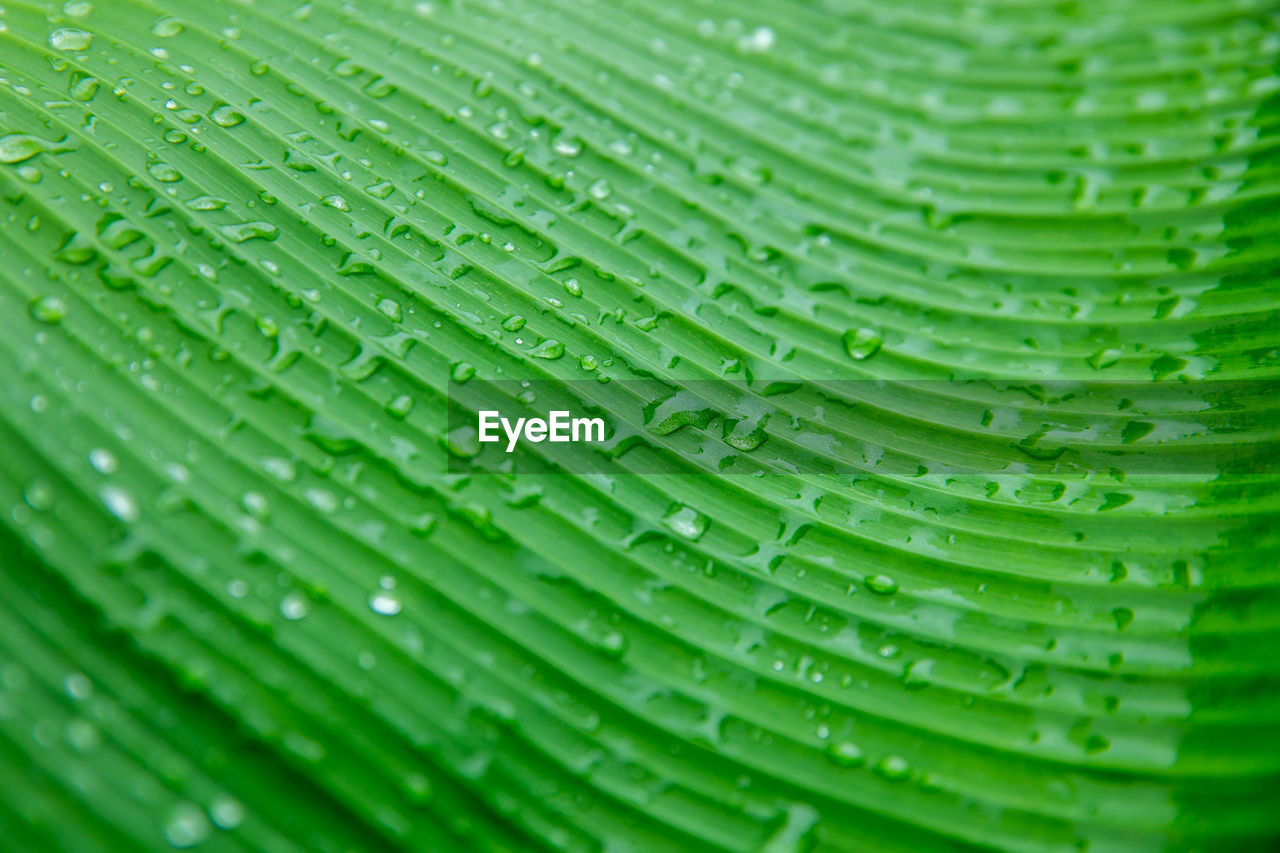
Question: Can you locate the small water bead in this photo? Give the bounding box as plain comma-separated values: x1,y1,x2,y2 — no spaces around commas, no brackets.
587,179,612,200
553,135,582,157
741,26,775,52
385,394,414,419
49,28,93,51
88,448,117,474
63,1,92,16
874,754,911,781
598,630,627,660
23,480,55,511
321,194,351,211
29,295,68,324
209,796,244,830
240,492,269,519
865,574,899,595
901,658,934,689
99,486,139,523
64,672,93,700
825,740,865,768
442,427,480,458
280,591,309,620
164,803,211,848
369,591,401,616
66,719,101,753
376,298,403,322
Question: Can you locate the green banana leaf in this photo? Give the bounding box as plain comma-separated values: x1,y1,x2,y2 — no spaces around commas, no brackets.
1,0,1278,851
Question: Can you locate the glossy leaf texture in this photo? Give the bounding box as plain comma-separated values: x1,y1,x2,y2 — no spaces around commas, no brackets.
1,1,1278,852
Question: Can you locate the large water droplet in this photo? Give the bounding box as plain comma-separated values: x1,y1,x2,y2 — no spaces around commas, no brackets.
369,592,402,616
29,296,68,324
49,28,93,51
209,103,245,127
0,134,70,164
664,505,709,541
842,327,883,361
151,17,184,38
220,221,279,243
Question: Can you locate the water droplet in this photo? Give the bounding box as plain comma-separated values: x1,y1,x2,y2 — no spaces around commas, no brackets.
0,134,70,164
842,327,883,360
365,180,394,199
825,741,865,768
164,803,210,848
280,591,309,620
901,658,934,689
209,103,245,127
185,195,227,211
151,17,183,37
322,194,351,212
49,28,93,51
442,426,480,458
147,162,182,182
530,339,564,359
874,754,911,781
23,480,55,511
99,486,138,523
663,505,709,540
553,135,582,157
865,574,898,595
69,74,99,102
385,394,414,419
209,796,244,830
587,179,612,200
220,221,278,243
64,673,93,700
88,448,117,474
240,491,268,519
598,630,627,660
369,592,402,616
29,295,67,324
376,298,402,322
1087,347,1122,370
